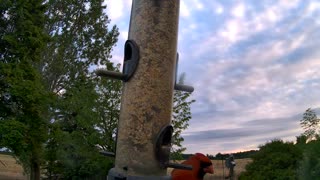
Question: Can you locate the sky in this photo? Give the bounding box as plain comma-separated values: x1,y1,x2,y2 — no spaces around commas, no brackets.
105,0,320,155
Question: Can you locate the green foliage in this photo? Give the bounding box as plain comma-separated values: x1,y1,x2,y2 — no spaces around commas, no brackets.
297,138,320,180
41,0,119,93
240,108,320,180
94,66,122,153
213,150,258,160
39,0,120,178
46,126,113,179
300,108,320,141
0,0,51,179
1,0,195,178
296,108,320,179
214,153,226,160
296,134,308,146
0,120,28,157
0,0,48,64
44,73,120,178
239,139,302,180
2,0,119,178
170,73,195,160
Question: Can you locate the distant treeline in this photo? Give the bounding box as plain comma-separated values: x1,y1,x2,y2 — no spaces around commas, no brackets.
212,150,258,160
177,150,258,160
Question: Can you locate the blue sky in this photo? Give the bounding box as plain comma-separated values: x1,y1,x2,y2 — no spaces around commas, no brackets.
105,0,320,155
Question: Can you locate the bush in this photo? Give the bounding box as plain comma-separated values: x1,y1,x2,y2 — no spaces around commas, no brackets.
239,139,302,180
297,139,320,180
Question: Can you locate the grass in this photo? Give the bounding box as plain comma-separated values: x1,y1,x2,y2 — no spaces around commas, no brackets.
0,154,251,180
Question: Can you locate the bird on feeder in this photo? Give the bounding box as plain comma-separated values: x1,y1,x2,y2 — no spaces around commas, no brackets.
171,153,214,180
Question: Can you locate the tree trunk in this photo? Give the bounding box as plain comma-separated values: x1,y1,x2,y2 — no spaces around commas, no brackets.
30,161,41,180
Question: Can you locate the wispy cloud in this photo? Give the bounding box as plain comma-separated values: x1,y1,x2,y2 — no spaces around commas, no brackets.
179,0,320,154
105,0,320,154
183,114,303,153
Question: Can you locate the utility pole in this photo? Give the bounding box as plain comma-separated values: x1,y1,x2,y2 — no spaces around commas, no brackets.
97,0,193,179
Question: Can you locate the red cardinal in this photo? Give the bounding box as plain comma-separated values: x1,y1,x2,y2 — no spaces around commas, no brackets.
171,153,214,180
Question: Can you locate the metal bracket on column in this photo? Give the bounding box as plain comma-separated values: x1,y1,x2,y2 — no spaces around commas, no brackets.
165,162,192,170
96,41,139,163
96,40,139,82
174,53,194,93
99,151,115,157
154,125,193,171
155,125,173,168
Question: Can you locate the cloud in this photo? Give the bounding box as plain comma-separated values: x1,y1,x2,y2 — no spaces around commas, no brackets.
190,0,204,10
216,6,224,14
231,3,246,18
183,114,303,154
120,30,128,41
104,1,132,69
191,2,320,114
104,0,320,154
180,1,190,18
188,0,303,57
105,1,124,22
193,47,320,120
210,1,224,14
307,1,320,13
179,0,320,154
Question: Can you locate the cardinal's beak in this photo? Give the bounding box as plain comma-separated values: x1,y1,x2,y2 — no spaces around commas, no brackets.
204,164,214,174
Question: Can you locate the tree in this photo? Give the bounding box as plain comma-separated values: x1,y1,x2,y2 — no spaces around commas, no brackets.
297,109,320,179
45,66,122,178
296,134,308,146
297,138,320,180
94,66,122,154
40,0,119,93
40,0,120,178
215,153,225,160
44,75,114,179
300,108,320,141
239,139,302,180
0,0,51,179
171,73,195,159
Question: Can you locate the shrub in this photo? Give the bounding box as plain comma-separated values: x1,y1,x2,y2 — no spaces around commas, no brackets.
239,139,302,180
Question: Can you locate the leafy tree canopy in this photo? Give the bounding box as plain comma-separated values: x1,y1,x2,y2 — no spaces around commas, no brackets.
300,108,320,141
170,73,195,160
239,139,302,180
0,0,51,179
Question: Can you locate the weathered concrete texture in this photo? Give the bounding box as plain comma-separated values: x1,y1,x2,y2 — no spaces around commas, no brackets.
115,0,180,177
